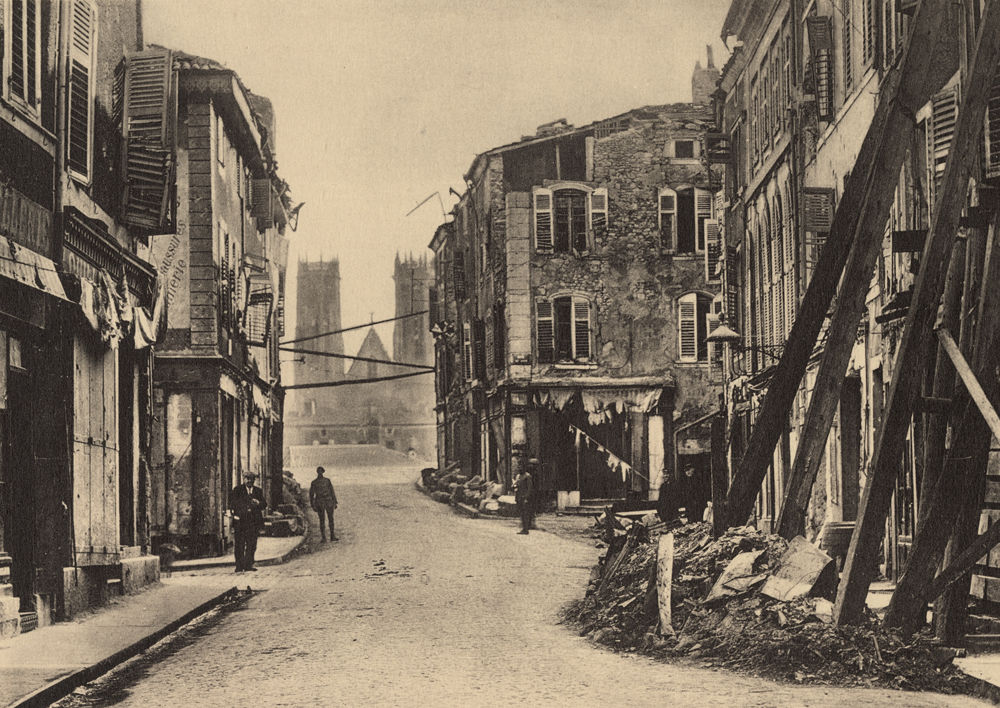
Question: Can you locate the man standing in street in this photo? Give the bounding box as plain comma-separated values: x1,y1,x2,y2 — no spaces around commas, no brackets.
229,471,266,572
514,459,535,535
309,466,339,542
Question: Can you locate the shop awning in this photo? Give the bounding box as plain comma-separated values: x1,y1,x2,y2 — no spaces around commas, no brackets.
0,236,69,301
531,377,671,425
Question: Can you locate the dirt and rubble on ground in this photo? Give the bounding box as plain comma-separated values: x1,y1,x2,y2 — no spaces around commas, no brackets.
563,519,988,699
421,466,512,514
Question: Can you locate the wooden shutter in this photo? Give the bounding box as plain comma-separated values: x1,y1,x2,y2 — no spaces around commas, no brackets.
573,299,590,360
9,0,39,108
986,64,1000,181
536,300,554,363
694,188,713,252
926,86,959,215
121,49,174,229
462,323,473,381
708,297,723,364
678,294,697,362
67,0,96,180
472,319,486,381
453,251,467,299
842,0,853,94
704,219,721,282
428,287,440,326
658,188,677,250
252,179,273,228
590,188,608,241
807,16,834,122
533,188,553,251
803,188,835,232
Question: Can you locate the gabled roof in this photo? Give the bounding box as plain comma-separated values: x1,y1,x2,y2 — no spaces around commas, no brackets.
346,328,392,379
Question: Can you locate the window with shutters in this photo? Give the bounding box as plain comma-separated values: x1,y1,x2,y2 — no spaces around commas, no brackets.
842,0,853,95
807,16,834,122
925,86,959,217
704,218,721,282
986,65,1000,182
462,322,473,382
533,185,607,254
678,292,713,363
4,0,41,119
66,0,97,181
803,187,835,288
120,49,174,230
667,186,715,255
536,295,592,364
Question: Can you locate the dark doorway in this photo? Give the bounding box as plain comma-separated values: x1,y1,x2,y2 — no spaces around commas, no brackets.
4,368,35,610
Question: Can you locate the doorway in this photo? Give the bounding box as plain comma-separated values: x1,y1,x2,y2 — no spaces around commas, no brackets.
4,368,35,610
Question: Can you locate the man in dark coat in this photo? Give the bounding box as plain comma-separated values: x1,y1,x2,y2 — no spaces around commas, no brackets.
514,460,535,535
309,466,339,542
230,471,266,572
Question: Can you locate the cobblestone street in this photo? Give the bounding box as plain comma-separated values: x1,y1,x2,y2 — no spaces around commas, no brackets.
58,466,990,708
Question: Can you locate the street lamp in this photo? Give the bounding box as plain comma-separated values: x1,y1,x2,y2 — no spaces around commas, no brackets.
705,321,784,375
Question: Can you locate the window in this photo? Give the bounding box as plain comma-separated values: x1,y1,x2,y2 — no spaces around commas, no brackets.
536,295,591,364
678,292,713,363
674,140,695,158
533,186,608,253
462,322,473,381
807,16,834,122
67,0,97,181
659,186,713,254
4,0,41,118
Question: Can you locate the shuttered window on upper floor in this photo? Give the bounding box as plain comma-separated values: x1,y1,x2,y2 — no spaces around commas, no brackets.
536,295,591,364
6,0,40,117
67,0,97,182
533,186,608,254
120,48,174,230
926,85,959,217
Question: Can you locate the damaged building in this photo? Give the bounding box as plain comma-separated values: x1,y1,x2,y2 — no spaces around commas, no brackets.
0,0,162,633
430,55,724,511
116,47,293,559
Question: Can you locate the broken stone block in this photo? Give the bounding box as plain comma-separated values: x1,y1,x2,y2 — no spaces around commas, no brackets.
760,536,838,602
705,549,767,603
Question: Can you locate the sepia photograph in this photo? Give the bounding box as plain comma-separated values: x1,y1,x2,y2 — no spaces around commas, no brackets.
1,0,1000,705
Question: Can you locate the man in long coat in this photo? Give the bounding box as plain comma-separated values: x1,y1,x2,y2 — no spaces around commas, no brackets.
309,466,339,542
230,471,266,572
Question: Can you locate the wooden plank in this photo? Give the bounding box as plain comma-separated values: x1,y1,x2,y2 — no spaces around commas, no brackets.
938,328,1000,441
657,532,674,634
837,1,1000,625
724,0,956,531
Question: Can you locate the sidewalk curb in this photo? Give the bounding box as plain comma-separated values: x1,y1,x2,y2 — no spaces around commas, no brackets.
170,534,307,571
414,477,495,520
9,587,242,708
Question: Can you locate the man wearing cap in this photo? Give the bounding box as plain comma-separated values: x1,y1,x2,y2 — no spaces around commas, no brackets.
514,459,536,535
309,466,339,542
229,471,266,572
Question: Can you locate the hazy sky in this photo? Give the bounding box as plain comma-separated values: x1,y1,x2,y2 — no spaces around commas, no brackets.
142,0,732,367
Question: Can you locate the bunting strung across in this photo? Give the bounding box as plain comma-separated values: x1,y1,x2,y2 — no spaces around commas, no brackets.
567,422,649,483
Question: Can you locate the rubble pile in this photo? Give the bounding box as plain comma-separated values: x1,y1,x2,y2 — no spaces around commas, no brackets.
421,466,504,512
567,521,984,697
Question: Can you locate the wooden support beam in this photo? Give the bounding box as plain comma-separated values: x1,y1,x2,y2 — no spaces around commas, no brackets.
923,511,1000,604
723,0,960,532
656,533,674,634
835,1,1000,625
937,328,1000,440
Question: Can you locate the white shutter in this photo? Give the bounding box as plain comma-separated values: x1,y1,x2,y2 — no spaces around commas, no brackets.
694,187,713,252
658,187,677,250
678,294,697,362
589,188,608,241
704,219,721,282
573,299,591,360
67,0,97,181
536,300,554,363
533,188,553,251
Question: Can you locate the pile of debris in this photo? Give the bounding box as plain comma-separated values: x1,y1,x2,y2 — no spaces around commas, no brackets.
421,465,505,512
567,520,985,697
